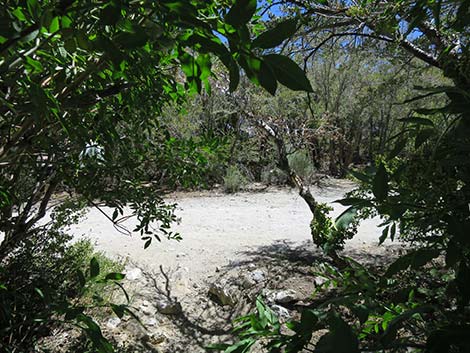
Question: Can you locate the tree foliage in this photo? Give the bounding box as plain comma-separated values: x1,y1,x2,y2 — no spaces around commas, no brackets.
218,0,470,352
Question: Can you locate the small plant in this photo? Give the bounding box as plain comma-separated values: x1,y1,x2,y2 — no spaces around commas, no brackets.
288,150,315,183
223,165,248,193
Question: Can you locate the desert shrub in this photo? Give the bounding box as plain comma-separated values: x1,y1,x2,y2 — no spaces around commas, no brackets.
288,150,315,183
260,166,289,185
223,166,248,193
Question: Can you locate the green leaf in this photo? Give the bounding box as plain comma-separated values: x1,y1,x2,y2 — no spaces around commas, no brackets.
111,304,126,318
398,116,434,126
445,239,459,267
349,169,371,183
225,338,255,353
65,307,84,320
335,206,358,231
388,137,407,159
263,54,313,92
90,257,100,279
225,0,257,28
381,306,434,345
238,55,261,84
415,128,435,148
384,249,441,277
101,4,122,25
12,8,27,21
49,16,60,33
379,226,389,245
315,314,360,353
115,28,148,49
228,58,240,92
456,261,470,305
252,18,298,49
258,60,277,95
77,269,86,288
335,197,372,207
372,163,388,201
351,305,369,324
105,272,125,281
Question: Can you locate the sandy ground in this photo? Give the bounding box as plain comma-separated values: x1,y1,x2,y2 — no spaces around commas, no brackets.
68,179,386,287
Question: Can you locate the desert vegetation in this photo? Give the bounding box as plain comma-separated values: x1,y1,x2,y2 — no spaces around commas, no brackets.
1,0,469,352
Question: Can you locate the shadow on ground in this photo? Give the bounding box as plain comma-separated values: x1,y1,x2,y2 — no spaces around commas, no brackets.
100,240,404,353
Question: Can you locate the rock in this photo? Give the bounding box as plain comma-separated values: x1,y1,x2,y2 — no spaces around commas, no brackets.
240,275,256,289
156,298,182,315
270,305,291,320
106,317,121,329
262,289,276,304
209,282,237,306
145,318,158,327
314,276,328,287
141,332,166,345
126,268,142,281
274,289,299,304
250,269,265,283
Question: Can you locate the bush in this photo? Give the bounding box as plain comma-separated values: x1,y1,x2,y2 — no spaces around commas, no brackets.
288,150,315,183
260,166,289,185
0,209,126,352
223,165,248,193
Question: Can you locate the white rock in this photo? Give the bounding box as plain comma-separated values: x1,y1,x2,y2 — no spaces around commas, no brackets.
126,268,142,280
209,282,237,306
314,276,328,287
250,269,265,283
145,318,158,326
106,317,121,329
270,305,291,320
274,289,298,304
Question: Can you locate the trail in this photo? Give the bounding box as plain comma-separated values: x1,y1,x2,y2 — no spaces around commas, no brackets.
69,179,385,288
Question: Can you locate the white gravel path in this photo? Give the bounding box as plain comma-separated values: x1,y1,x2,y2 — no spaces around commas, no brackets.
68,180,387,286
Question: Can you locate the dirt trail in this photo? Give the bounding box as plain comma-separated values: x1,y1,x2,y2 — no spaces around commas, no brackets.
69,179,385,288
56,179,400,352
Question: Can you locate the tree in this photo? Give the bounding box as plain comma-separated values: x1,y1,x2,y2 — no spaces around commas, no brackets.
0,0,315,350
217,1,470,352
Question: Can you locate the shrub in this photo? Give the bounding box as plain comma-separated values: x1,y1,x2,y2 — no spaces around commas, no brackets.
260,166,289,185
288,150,315,183
223,165,248,193
0,209,126,352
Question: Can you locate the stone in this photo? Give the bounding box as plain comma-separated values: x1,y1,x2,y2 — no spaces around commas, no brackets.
145,318,158,327
106,317,121,329
126,268,142,281
209,282,237,306
274,289,299,304
240,275,256,289
250,269,265,283
314,276,328,287
156,298,182,315
141,332,166,345
270,305,291,320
